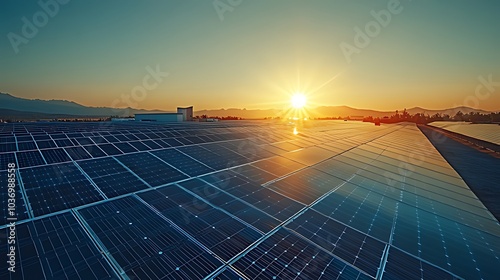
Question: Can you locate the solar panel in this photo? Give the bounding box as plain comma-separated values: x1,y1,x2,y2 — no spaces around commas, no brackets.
201,143,250,166
17,141,37,151
0,136,16,143
383,247,458,280
179,179,281,233
40,148,72,164
266,169,346,205
65,146,93,160
153,139,173,148
20,163,103,217
202,172,305,221
33,134,51,140
16,150,46,168
97,143,123,155
230,164,277,184
36,139,57,149
138,185,262,261
77,157,150,197
0,212,118,279
162,138,184,147
113,142,138,153
0,152,16,171
89,135,108,144
286,209,385,277
54,138,74,147
179,145,232,170
82,144,107,158
102,135,120,143
151,148,214,177
232,228,371,279
0,142,17,153
116,152,187,187
128,141,151,151
77,196,222,279
252,156,306,177
74,137,94,145
142,139,162,150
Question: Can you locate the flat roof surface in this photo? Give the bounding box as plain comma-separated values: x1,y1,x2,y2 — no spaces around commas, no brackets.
0,120,499,279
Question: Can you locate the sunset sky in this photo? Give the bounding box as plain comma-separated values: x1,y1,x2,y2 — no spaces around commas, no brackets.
1,0,499,111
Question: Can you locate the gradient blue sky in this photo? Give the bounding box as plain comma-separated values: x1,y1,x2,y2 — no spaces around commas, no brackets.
1,0,499,111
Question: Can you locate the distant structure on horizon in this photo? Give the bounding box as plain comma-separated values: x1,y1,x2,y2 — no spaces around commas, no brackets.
135,106,193,122
177,106,193,121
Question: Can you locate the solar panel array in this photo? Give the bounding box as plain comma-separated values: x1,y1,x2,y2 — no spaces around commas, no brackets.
1,120,499,279
429,121,500,145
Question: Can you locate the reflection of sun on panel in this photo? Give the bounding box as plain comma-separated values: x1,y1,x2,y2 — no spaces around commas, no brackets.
291,93,307,108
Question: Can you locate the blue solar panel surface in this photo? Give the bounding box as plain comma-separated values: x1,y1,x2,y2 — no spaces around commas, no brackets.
0,121,499,279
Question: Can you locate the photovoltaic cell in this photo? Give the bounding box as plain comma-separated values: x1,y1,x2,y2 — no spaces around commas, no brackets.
78,196,222,279
20,163,103,217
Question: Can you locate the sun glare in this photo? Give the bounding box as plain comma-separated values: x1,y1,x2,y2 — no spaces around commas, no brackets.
291,93,307,109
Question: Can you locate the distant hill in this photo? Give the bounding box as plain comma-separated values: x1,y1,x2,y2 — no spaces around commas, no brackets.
0,92,496,120
0,92,165,117
406,106,492,116
0,108,103,121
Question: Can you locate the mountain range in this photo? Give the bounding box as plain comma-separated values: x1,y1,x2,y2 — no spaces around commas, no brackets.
0,92,495,120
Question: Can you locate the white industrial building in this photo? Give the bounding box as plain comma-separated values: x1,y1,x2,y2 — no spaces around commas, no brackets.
177,106,193,121
135,106,193,122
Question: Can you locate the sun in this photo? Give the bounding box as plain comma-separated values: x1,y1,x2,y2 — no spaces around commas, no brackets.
291,93,307,109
